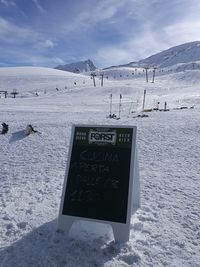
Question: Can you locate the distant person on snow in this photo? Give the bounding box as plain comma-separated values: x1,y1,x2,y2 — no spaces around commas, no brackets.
1,122,9,134
25,124,38,136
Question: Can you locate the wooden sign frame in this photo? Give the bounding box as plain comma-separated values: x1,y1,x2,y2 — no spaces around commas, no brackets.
57,124,140,242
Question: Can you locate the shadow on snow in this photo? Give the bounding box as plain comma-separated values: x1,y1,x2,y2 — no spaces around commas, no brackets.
9,130,28,143
0,219,140,267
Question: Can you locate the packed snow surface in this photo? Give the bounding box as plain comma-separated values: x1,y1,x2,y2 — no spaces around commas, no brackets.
0,67,200,267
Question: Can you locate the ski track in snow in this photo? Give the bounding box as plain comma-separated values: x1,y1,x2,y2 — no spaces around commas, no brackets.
0,67,200,267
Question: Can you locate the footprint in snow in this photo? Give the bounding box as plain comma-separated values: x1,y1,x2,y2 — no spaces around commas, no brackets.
17,221,28,230
120,253,141,265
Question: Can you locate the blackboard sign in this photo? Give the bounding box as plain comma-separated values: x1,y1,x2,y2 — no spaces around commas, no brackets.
58,124,139,242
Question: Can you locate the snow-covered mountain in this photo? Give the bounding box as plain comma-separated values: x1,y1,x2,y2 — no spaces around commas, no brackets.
55,59,97,73
105,41,200,70
54,42,200,77
134,41,200,68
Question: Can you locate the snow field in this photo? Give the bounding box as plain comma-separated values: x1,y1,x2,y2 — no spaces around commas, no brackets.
0,67,200,267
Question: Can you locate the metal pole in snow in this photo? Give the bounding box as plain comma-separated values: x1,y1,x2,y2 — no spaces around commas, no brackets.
164,101,167,111
136,99,139,112
142,90,146,111
109,94,112,117
101,73,104,86
152,67,156,83
118,94,122,118
91,73,96,87
93,75,96,87
144,67,149,83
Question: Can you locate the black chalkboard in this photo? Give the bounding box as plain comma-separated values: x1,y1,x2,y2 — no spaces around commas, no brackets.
62,126,134,224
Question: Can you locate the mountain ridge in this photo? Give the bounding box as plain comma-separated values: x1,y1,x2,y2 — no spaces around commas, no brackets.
103,41,200,70
55,59,97,73
54,41,200,73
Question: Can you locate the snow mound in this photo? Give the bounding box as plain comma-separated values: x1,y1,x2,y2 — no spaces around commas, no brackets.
0,67,79,77
0,67,90,96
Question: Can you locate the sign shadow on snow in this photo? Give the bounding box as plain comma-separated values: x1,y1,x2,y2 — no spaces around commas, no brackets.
9,130,27,143
0,219,140,266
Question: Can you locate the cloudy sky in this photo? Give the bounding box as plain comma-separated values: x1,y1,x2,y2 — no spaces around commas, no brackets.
0,0,200,68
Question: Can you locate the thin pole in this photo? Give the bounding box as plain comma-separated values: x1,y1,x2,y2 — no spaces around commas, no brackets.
109,94,112,117
118,94,122,118
142,90,146,111
144,67,149,83
152,67,156,83
91,73,96,87
164,101,167,111
101,73,104,86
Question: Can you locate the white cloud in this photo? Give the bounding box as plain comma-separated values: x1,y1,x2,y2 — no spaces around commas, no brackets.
0,17,57,52
93,0,200,67
0,17,36,43
164,20,200,45
62,0,127,34
0,61,12,66
23,55,65,67
87,0,122,22
0,48,65,67
51,57,65,65
0,0,16,7
1,0,200,67
0,17,59,67
125,26,170,59
93,22,168,67
94,15,200,67
32,0,46,13
43,40,55,48
94,47,131,67
0,17,56,50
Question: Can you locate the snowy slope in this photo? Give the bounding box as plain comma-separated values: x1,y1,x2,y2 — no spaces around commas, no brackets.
0,67,200,267
123,41,200,68
105,41,200,76
53,42,200,77
101,42,200,84
137,41,200,67
0,67,92,97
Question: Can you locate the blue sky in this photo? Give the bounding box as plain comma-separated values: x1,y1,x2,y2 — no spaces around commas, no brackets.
0,0,200,68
